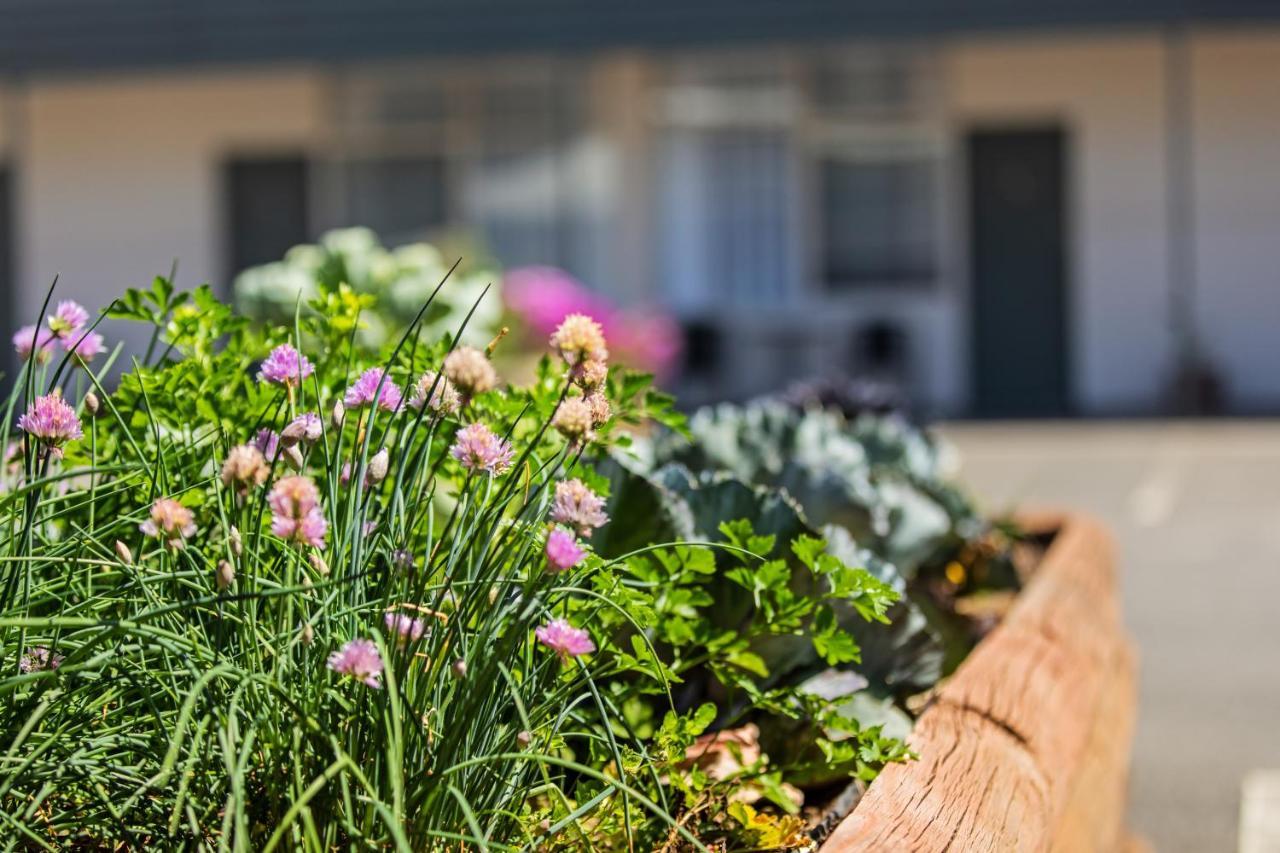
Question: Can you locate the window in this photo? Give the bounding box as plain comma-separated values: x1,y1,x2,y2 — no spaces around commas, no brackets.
656,56,799,310
328,64,601,283
656,46,942,308
808,48,942,289
820,157,936,284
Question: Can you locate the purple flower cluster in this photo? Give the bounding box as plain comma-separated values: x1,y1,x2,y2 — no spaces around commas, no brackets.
139,498,197,549
17,393,83,458
344,367,403,412
545,528,587,573
450,423,515,476
13,299,105,367
535,619,595,662
267,475,327,548
327,638,384,688
19,646,64,674
384,612,426,645
13,326,56,364
257,344,314,387
550,479,609,537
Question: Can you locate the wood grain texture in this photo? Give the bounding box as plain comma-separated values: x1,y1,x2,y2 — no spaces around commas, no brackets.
822,513,1137,853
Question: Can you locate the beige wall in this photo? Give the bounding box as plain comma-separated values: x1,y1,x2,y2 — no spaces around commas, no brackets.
947,33,1174,413
14,68,327,344
3,32,1280,411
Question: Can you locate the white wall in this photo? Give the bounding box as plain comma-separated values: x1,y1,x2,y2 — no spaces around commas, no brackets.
947,33,1174,414
1190,29,1280,411
14,68,326,345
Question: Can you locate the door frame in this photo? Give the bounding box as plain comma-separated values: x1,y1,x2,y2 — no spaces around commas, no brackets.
962,120,1074,417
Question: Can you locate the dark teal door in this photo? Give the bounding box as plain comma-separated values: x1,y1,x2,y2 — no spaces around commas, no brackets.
968,128,1069,417
224,156,309,284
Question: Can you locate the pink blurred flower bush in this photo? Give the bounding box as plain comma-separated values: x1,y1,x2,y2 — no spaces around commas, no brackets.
504,266,683,380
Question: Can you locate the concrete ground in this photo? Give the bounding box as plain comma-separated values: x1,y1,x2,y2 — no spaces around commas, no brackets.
937,420,1280,853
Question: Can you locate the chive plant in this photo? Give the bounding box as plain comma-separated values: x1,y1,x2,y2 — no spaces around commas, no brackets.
0,273,666,849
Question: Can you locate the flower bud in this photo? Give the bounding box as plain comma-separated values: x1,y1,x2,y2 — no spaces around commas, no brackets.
215,559,235,591
575,360,608,392
331,399,345,429
84,391,101,417
552,398,594,444
585,393,611,427
365,448,389,486
228,525,243,558
451,659,467,679
516,730,532,748
300,622,315,645
280,421,306,444
283,443,305,470
114,540,132,564
443,346,497,397
308,552,330,576
282,413,323,446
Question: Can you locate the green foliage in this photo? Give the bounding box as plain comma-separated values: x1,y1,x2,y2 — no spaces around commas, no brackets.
233,226,502,352
628,399,1023,692
0,274,914,851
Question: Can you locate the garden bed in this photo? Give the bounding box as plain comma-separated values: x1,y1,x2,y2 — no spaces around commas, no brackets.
822,512,1137,851
2,268,1133,849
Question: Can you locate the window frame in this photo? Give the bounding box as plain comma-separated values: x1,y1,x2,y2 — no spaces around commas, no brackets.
797,44,948,297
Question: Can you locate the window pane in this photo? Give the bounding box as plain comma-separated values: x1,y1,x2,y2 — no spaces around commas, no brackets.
706,130,793,304
821,158,936,285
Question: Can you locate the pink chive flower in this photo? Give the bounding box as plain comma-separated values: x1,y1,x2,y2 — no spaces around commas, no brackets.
344,367,403,412
535,619,596,662
545,527,587,573
17,393,83,458
267,475,328,547
139,497,197,548
327,638,384,688
19,646,64,674
13,325,56,364
384,612,426,645
257,344,314,387
449,423,515,476
64,330,105,365
550,479,609,537
549,313,609,367
47,300,90,339
408,370,461,415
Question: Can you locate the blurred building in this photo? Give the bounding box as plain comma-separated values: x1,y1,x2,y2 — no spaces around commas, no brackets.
0,2,1278,415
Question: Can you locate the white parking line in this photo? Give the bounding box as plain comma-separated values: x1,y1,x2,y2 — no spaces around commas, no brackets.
1128,463,1181,528
1239,770,1280,853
